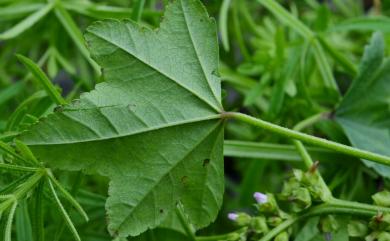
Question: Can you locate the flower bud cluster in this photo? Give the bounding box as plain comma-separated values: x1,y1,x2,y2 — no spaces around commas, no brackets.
227,192,290,240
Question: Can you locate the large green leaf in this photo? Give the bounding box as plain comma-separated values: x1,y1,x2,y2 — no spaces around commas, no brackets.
20,0,224,238
336,32,390,177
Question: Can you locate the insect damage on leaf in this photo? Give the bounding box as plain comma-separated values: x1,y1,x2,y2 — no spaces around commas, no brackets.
19,0,224,238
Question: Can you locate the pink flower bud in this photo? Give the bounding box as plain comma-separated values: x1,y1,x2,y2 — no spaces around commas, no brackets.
254,192,268,204
228,212,238,221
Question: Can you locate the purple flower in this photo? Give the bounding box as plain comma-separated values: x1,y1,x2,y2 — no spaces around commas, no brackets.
228,212,238,221
254,192,268,204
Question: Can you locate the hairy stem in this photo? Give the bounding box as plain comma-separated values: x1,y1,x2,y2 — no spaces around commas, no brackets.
225,112,390,165
292,112,332,197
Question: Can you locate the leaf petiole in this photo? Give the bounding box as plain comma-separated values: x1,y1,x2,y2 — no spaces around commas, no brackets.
224,112,390,166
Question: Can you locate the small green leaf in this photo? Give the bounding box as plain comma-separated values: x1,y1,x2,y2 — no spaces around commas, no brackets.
336,32,390,177
14,140,40,166
47,178,81,241
16,55,66,106
47,172,89,222
21,0,225,238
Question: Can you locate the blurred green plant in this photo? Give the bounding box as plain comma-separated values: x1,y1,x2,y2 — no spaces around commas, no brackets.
0,0,390,240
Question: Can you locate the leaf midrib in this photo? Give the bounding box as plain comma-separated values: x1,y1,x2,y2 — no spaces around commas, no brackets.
114,120,222,234
87,25,222,113
25,114,221,145
179,0,222,110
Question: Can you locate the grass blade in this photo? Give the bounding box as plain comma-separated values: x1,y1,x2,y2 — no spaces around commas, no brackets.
47,178,81,241
219,0,232,51
244,73,270,106
4,200,18,241
16,55,66,106
257,0,313,38
0,163,38,172
62,1,159,19
223,140,352,163
330,16,390,32
257,0,339,93
0,3,44,21
15,200,33,241
0,3,54,40
32,181,45,241
6,91,47,131
0,82,25,106
53,3,100,74
47,172,89,222
311,39,340,92
131,0,146,22
317,35,357,76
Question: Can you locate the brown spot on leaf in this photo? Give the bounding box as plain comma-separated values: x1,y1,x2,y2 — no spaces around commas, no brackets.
181,176,188,184
203,159,210,167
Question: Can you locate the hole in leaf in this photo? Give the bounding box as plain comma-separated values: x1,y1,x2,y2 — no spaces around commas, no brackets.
203,159,210,167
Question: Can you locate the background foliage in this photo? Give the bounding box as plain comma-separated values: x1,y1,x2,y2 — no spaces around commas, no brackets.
1,0,390,240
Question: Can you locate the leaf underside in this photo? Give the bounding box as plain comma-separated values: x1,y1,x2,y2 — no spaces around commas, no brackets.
20,0,224,237
336,32,390,177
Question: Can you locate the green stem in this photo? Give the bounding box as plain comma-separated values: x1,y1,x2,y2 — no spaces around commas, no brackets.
328,198,390,214
225,112,390,165
291,112,333,198
259,201,388,241
175,205,196,241
259,218,297,241
196,227,247,241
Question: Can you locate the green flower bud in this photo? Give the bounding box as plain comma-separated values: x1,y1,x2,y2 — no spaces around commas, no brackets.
294,167,332,202
320,215,339,233
235,212,252,226
274,231,289,241
369,213,390,231
251,216,269,233
348,220,368,237
372,190,390,207
255,193,279,214
280,185,311,213
292,187,312,212
267,216,283,227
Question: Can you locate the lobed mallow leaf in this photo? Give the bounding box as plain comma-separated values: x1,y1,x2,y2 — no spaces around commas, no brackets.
336,32,390,177
20,0,224,238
